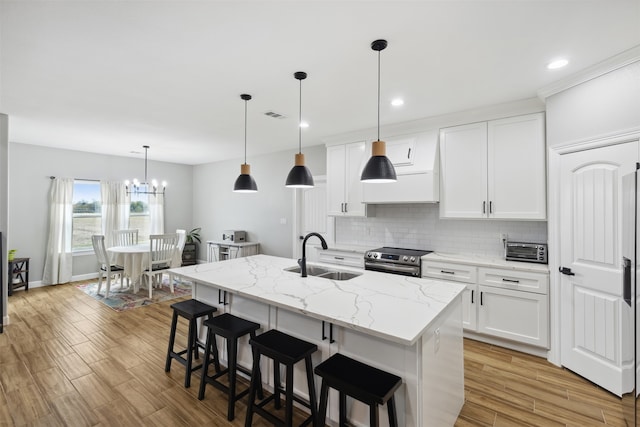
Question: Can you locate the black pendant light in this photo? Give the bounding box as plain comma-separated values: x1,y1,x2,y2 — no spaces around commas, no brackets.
361,39,397,183
233,94,258,193
285,71,314,188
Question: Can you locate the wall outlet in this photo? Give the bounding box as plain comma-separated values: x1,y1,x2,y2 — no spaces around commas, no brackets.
500,233,508,243
280,217,287,225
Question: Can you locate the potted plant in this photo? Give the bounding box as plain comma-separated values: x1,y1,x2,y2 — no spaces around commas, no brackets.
182,227,201,266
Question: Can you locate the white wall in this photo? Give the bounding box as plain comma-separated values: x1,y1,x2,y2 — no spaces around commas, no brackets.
8,143,193,282
546,61,640,147
192,144,326,259
1,115,8,325
336,204,547,258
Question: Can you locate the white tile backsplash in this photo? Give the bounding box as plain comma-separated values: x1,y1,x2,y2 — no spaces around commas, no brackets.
335,204,547,257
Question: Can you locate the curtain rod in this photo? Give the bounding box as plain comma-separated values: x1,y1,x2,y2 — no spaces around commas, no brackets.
49,176,100,182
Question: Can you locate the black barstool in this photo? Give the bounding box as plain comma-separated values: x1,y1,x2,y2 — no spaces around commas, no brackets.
198,313,264,421
314,353,402,427
245,329,318,427
165,299,218,388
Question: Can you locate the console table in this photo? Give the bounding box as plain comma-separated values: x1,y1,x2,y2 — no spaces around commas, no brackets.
8,257,29,296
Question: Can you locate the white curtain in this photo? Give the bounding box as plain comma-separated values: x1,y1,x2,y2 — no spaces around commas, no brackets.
149,193,165,235
100,181,130,247
42,178,74,285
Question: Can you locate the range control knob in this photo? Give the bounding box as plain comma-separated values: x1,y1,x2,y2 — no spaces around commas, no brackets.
373,253,378,258
366,252,372,258
403,256,409,261
410,257,416,262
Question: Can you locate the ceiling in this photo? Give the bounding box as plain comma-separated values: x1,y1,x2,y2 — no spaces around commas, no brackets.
1,1,639,165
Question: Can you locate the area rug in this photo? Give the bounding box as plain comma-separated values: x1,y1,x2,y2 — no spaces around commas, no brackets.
76,277,192,312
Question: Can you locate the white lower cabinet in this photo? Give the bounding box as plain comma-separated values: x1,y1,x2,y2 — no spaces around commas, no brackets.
423,258,549,349
477,285,548,347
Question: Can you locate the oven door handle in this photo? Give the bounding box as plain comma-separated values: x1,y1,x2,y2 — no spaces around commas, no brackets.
365,261,420,275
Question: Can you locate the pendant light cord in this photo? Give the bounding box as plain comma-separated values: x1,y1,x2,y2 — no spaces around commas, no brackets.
144,145,148,184
377,48,381,142
299,77,302,154
244,98,248,164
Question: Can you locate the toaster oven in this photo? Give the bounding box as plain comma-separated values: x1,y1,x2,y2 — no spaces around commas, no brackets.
505,241,548,264
222,230,246,242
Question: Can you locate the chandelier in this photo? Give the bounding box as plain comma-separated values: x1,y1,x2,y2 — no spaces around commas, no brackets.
125,145,166,195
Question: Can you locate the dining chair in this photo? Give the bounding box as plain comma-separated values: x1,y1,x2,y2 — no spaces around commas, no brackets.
143,233,179,298
113,229,139,247
91,234,125,299
165,229,188,290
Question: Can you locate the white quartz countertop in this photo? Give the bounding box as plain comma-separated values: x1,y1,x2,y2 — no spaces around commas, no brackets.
169,254,465,346
422,252,550,273
206,240,260,247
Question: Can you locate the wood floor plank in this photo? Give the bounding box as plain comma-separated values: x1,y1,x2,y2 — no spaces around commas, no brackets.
1,282,629,426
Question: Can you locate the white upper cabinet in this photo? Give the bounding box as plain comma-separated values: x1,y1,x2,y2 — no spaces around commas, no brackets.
439,112,546,219
327,141,368,216
439,122,488,218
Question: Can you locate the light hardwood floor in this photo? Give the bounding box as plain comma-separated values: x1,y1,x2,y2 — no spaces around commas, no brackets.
0,281,626,426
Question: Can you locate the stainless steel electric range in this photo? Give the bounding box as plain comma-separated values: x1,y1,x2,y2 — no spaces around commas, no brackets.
364,247,432,277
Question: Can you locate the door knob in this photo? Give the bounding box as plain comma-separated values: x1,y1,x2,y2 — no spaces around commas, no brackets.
559,267,575,276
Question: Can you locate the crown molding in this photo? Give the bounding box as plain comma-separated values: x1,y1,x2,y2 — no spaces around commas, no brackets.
537,45,640,100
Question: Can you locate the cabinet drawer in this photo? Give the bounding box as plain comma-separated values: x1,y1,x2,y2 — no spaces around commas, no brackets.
318,250,364,268
478,267,548,294
422,261,477,284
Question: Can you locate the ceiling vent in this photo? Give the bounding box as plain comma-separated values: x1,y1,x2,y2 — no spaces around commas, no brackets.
264,111,287,119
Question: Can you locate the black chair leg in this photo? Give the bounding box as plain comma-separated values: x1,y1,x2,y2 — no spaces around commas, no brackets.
304,356,318,427
197,328,213,400
245,347,260,427
285,363,294,426
184,319,195,387
227,337,238,421
249,331,264,400
339,391,347,426
370,402,379,427
273,361,281,409
387,396,398,427
318,380,329,427
165,310,178,372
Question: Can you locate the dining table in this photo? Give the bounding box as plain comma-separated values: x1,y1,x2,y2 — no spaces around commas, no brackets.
107,243,150,292
107,242,183,293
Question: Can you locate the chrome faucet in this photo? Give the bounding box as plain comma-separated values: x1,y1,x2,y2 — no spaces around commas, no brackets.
298,232,328,277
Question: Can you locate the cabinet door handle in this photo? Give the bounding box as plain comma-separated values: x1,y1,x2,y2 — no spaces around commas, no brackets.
329,323,335,344
471,289,474,304
344,203,348,213
407,147,411,159
334,256,345,260
489,201,493,214
322,321,327,341
502,278,519,284
480,291,484,306
440,270,455,275
482,201,486,214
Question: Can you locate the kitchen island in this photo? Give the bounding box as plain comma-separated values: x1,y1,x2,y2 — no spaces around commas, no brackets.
169,254,465,426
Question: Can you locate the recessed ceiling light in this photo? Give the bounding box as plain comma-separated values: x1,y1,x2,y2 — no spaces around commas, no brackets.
299,121,309,128
391,98,404,106
547,59,569,70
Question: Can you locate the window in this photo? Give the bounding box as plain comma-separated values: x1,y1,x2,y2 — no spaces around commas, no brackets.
72,180,101,251
129,188,151,243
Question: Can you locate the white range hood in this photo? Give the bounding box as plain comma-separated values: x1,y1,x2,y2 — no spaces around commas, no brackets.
362,129,439,204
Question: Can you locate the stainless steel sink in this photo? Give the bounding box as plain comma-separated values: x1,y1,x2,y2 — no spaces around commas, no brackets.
283,265,361,281
316,271,361,281
283,265,331,276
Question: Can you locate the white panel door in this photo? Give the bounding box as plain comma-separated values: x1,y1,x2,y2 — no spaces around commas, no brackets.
560,141,638,396
439,122,488,218
488,113,546,219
